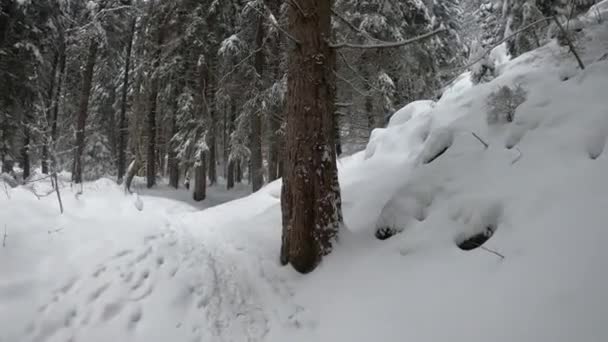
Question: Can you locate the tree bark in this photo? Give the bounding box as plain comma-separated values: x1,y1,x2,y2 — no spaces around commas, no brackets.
193,151,207,201
280,0,343,273
250,16,265,192
146,28,164,188
72,40,98,184
118,18,135,183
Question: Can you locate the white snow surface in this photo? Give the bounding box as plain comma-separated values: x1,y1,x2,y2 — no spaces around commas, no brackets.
3,9,608,342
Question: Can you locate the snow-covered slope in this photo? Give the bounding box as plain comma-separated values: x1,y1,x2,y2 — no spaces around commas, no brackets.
2,6,608,342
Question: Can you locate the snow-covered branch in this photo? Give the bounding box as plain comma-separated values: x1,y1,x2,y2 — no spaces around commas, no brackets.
329,28,446,49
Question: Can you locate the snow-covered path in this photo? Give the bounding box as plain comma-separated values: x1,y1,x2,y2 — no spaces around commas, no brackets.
0,179,307,342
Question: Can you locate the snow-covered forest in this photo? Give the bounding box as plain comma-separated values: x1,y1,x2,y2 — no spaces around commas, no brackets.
1,0,608,341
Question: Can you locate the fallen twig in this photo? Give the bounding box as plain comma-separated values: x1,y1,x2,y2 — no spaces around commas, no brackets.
480,246,505,260
511,147,523,165
472,132,489,149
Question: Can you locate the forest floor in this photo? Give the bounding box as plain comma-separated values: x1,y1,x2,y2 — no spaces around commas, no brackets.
2,3,608,342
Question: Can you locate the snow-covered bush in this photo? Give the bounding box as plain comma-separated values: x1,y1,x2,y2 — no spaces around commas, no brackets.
470,40,496,84
486,85,527,124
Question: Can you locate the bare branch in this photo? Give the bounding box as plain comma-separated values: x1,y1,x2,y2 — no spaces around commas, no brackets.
552,16,585,70
329,27,446,49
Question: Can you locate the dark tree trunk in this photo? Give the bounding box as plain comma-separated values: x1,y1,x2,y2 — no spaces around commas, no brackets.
42,52,59,174
72,40,98,184
168,93,179,189
226,100,236,190
236,160,242,183
20,125,30,181
118,18,135,183
193,151,207,201
146,29,164,189
207,60,217,186
280,0,343,273
50,41,66,169
250,16,265,192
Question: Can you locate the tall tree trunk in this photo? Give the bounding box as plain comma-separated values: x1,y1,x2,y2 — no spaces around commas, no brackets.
206,54,217,186
117,18,135,183
21,124,30,181
50,40,66,171
250,16,265,192
42,52,59,174
168,90,179,189
266,0,283,183
193,151,207,201
280,0,343,273
73,40,98,184
146,29,164,188
226,100,236,190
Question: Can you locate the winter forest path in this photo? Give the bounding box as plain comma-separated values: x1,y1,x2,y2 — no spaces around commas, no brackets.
0,179,305,342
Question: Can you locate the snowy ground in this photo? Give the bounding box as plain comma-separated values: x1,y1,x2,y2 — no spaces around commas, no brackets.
3,5,608,342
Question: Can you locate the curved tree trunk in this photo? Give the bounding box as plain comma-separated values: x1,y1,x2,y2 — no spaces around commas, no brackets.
280,0,343,273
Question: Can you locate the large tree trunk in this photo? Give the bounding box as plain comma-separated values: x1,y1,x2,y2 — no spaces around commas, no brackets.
280,0,343,273
250,16,265,192
72,40,98,184
193,151,207,201
146,28,164,188
118,18,135,184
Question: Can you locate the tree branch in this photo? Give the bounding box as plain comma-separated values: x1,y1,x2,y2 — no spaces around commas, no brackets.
329,27,446,49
